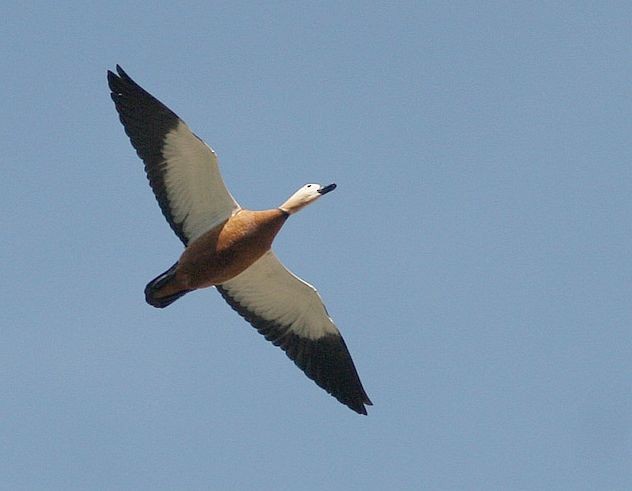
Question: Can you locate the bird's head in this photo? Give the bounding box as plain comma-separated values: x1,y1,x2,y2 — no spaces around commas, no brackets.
279,183,337,215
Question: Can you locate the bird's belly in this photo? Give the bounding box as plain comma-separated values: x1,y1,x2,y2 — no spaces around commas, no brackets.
174,209,286,289
179,242,269,288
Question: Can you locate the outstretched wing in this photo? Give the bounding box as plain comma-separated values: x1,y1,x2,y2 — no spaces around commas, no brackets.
217,251,372,414
107,65,240,245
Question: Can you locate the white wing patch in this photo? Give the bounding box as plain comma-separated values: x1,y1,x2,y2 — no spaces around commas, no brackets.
219,251,339,340
161,121,240,242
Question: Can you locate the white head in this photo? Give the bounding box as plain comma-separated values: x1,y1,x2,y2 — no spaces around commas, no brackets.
279,183,337,215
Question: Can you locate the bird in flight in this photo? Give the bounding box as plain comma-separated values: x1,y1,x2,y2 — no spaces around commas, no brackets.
107,66,372,414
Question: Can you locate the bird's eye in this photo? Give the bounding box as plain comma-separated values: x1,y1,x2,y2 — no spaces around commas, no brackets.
307,185,312,188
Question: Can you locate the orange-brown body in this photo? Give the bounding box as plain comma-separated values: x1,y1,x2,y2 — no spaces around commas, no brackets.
155,209,288,299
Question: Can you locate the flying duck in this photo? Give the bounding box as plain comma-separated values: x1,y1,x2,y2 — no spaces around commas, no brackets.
107,66,372,414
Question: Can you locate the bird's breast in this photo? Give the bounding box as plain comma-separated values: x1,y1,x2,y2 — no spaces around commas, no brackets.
175,209,288,288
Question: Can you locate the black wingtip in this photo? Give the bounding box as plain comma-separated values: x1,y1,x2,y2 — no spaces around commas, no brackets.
107,65,135,87
106,65,134,85
116,64,131,81
354,405,368,416
218,282,373,415
107,66,124,90
350,395,371,415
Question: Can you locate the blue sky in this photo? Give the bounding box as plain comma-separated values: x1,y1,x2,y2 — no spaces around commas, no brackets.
2,2,631,489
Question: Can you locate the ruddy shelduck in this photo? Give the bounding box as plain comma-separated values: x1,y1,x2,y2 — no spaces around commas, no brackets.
107,66,371,414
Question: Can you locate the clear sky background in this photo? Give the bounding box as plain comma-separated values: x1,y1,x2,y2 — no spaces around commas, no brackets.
2,2,631,490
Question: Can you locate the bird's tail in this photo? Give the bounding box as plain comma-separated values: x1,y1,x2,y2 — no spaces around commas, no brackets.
144,262,192,308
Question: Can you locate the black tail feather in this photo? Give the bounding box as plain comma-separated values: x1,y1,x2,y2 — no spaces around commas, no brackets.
144,262,191,308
